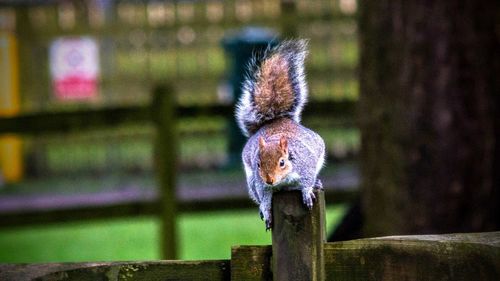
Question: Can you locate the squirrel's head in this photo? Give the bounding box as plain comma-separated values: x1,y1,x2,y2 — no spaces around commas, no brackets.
257,135,292,186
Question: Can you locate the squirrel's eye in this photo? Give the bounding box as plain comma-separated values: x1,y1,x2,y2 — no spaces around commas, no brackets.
279,159,285,167
257,162,261,168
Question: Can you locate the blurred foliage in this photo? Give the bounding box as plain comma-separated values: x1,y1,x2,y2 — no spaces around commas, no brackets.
7,0,358,111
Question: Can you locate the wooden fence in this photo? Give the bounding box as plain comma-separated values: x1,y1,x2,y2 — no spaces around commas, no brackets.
1,190,498,280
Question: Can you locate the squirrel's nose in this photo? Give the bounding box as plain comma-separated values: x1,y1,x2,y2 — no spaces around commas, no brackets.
266,176,274,185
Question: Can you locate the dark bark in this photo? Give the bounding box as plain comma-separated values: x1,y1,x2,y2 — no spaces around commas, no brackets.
359,0,499,236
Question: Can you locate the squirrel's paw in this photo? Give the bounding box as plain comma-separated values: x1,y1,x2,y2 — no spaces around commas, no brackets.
260,207,272,230
314,179,323,190
264,212,272,231
265,218,273,231
302,188,316,210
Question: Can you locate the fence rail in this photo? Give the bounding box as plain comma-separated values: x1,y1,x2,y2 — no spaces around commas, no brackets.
0,186,358,228
0,100,356,135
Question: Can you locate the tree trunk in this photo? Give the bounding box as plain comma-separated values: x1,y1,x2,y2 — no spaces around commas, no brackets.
359,0,499,236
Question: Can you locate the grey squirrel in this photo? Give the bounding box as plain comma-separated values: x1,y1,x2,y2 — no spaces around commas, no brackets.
236,39,325,230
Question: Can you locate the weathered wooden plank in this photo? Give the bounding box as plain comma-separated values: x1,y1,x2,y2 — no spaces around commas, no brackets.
272,190,326,281
0,163,358,228
0,260,230,281
0,106,152,135
231,245,272,281
153,84,178,260
324,232,500,281
229,232,500,281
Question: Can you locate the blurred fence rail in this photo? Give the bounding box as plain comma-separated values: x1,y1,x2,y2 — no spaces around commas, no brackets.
0,100,355,135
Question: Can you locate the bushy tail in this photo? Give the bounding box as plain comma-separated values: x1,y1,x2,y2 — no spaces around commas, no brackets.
236,39,309,137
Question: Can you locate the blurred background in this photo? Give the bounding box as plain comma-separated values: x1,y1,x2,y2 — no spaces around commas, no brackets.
0,0,359,262
0,0,498,264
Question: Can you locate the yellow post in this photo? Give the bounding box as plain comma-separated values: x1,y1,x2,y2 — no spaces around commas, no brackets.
0,32,23,183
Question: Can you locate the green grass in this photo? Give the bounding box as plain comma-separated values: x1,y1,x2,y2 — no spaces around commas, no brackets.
0,205,345,263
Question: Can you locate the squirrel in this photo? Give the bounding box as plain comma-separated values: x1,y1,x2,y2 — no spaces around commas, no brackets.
236,39,325,230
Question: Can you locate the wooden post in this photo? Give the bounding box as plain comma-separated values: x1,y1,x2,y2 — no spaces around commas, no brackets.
153,84,177,259
272,190,326,281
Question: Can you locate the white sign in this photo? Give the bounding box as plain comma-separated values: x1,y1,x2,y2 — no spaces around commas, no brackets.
50,37,99,100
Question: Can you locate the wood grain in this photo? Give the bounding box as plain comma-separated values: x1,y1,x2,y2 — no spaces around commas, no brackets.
272,190,326,281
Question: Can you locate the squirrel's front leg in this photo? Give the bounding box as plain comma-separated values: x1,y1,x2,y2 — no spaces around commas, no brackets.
283,173,316,210
258,189,273,230
303,178,323,208
302,187,316,210
314,178,323,190
300,177,317,210
248,178,261,204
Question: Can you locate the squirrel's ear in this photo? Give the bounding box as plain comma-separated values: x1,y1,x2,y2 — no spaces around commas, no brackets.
279,136,288,153
259,137,266,149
